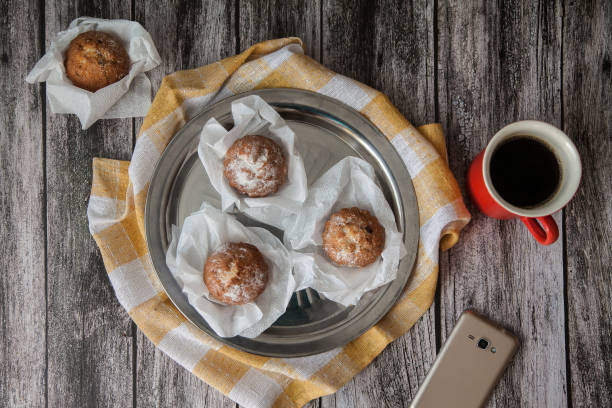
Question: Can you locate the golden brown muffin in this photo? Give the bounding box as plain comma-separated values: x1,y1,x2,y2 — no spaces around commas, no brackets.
204,242,269,305
322,207,385,267
223,135,288,197
65,31,130,92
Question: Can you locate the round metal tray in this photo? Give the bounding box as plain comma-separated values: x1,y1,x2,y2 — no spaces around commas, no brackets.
145,89,419,357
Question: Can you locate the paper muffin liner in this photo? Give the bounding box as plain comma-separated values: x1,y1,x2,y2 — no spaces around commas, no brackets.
198,95,308,213
166,202,296,338
26,17,161,129
254,157,407,306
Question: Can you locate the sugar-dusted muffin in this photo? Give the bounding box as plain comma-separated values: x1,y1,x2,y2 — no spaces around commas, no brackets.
65,31,130,92
322,207,385,267
223,135,287,197
204,242,269,305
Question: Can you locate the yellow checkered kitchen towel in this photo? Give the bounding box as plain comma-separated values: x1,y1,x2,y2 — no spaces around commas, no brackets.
87,38,470,408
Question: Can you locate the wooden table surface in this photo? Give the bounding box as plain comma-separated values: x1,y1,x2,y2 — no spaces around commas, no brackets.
2,0,610,407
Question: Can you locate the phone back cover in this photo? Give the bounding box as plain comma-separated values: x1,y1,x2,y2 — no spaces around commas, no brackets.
411,311,519,408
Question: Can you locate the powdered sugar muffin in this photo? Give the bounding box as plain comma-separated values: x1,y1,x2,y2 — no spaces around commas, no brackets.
204,242,269,305
322,207,385,267
223,135,287,197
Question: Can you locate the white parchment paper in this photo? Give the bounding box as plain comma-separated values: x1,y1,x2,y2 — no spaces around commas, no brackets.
165,203,296,338
26,17,161,129
198,95,308,213
254,157,407,306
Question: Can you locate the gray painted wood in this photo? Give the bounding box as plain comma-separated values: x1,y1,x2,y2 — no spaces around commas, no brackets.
320,1,437,406
239,0,321,61
132,1,238,407
437,1,567,407
0,1,46,407
1,0,611,407
562,1,612,406
44,1,134,407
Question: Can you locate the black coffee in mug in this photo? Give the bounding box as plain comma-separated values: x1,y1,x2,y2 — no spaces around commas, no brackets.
490,136,561,208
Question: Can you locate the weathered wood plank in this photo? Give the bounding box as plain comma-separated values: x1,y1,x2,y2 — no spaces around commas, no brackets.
239,0,321,60
1,2,607,408
45,1,135,407
562,0,612,406
0,1,46,407
132,1,237,407
437,1,566,407
320,1,437,406
322,0,437,124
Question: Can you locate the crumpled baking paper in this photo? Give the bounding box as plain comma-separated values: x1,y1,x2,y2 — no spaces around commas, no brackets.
26,17,161,129
248,156,407,306
165,202,297,338
198,95,308,214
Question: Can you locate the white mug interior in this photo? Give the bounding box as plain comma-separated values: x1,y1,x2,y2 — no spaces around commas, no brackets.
482,120,582,218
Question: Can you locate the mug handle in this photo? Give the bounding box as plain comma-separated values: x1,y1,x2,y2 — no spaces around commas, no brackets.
520,216,559,245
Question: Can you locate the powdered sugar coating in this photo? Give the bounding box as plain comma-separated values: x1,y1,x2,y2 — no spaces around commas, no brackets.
322,207,385,267
203,242,269,305
223,135,287,197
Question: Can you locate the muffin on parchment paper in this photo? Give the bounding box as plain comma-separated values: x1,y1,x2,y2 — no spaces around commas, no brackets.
204,242,269,305
322,207,386,267
223,135,288,198
65,31,130,92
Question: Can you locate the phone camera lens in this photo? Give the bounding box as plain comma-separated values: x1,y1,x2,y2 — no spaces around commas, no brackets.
477,338,489,350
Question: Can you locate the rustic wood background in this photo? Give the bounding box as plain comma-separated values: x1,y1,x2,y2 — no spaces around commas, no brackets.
1,0,610,407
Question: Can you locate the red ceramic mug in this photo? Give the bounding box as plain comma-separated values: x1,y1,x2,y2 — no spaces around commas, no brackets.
467,121,581,245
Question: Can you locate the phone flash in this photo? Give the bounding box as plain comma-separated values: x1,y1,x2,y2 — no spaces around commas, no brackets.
491,347,497,353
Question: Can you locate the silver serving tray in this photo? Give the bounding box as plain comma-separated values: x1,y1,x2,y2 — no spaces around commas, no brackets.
145,89,419,357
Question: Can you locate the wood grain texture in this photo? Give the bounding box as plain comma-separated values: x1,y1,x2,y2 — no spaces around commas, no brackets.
132,1,238,407
437,1,566,407
2,1,612,407
239,0,321,60
321,1,437,406
562,0,612,406
0,1,46,407
44,1,135,407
